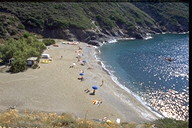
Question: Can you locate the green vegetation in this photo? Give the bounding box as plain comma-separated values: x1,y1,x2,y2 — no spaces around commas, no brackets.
42,39,56,46
153,118,188,128
0,110,188,128
0,12,25,39
0,2,189,71
0,2,188,37
0,33,46,73
132,2,189,29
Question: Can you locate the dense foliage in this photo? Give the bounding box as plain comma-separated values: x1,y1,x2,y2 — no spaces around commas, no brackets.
0,12,25,39
0,2,188,38
132,2,189,31
0,33,46,73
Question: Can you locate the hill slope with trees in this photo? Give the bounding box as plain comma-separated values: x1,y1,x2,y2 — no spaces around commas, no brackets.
0,2,189,45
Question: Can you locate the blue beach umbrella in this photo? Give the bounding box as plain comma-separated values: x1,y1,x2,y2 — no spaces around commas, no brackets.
92,85,98,95
79,73,84,76
92,85,98,90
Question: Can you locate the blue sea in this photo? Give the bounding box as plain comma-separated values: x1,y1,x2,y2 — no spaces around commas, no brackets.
97,33,189,120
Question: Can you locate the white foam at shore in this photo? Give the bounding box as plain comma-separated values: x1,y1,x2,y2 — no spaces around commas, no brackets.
105,32,188,44
162,31,189,35
108,39,117,43
144,36,153,40
93,47,163,119
144,33,153,40
108,37,136,43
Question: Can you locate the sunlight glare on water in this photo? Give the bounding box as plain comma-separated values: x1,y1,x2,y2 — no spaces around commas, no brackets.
98,34,189,120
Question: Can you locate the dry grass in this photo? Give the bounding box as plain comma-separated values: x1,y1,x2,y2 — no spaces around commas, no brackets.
0,109,122,128
0,109,156,128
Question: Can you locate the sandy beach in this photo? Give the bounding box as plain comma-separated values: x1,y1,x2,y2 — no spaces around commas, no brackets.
0,40,160,123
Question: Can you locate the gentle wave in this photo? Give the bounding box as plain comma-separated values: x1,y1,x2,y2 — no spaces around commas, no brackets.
144,36,153,40
162,31,189,35
106,37,136,44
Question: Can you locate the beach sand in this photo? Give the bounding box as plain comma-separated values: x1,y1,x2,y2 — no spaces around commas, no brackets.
0,40,160,123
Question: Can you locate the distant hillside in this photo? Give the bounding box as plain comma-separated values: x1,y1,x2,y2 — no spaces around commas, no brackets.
0,2,189,45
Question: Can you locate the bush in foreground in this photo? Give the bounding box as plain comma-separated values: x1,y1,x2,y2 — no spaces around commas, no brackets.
153,118,188,128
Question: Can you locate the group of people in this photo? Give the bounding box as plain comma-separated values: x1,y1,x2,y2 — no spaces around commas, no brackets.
76,46,83,62
69,43,105,107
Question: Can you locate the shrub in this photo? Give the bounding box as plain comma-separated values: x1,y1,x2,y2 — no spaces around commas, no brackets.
9,57,27,73
153,118,188,128
17,24,25,29
42,39,55,46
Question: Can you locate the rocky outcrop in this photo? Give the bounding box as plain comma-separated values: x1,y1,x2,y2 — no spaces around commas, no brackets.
35,23,187,46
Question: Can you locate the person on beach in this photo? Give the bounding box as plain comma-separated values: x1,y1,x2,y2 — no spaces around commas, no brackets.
87,67,93,70
77,56,81,62
60,55,63,60
78,46,82,50
76,53,81,62
78,76,84,81
80,70,84,73
69,62,76,68
102,117,107,122
100,80,104,87
84,88,90,93
81,60,86,66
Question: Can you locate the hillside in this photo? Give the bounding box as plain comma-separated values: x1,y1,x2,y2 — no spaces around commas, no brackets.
0,12,26,43
0,2,189,45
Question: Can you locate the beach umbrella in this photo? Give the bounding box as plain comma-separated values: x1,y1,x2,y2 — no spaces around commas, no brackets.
92,85,98,90
92,85,98,95
79,73,84,76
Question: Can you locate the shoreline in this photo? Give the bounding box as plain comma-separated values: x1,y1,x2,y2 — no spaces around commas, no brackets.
93,46,163,120
83,43,161,122
0,40,160,123
102,32,189,45
94,45,163,118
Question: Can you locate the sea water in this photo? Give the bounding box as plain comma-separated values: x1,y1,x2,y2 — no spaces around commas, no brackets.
97,34,189,121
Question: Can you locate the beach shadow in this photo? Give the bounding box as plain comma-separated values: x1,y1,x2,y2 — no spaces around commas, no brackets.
89,92,95,95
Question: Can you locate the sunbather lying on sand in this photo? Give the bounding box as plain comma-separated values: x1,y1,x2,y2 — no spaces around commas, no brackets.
78,76,84,81
84,89,90,93
92,100,102,105
69,62,76,68
87,67,93,70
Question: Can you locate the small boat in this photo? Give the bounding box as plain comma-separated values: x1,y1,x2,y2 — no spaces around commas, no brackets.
165,57,173,62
